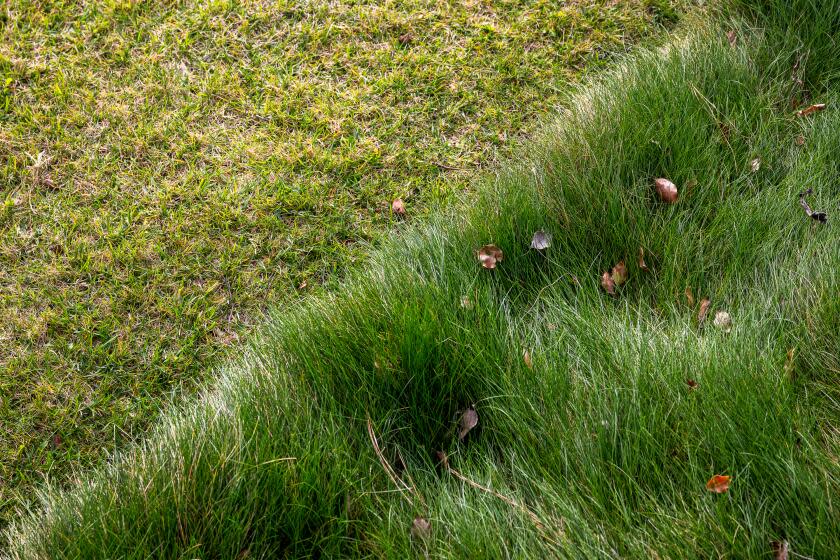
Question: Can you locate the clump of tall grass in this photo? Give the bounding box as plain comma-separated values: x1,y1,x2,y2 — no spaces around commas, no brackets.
5,0,839,557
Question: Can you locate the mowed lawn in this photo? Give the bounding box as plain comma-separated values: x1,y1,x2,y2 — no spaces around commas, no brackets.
0,0,680,521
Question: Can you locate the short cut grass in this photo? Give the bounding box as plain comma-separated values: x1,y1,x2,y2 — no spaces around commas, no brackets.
5,0,840,557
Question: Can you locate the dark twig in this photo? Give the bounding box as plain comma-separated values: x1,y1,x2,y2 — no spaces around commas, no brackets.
799,188,828,223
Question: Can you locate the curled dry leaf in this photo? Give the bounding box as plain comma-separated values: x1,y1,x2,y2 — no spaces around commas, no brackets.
750,158,761,173
392,198,406,216
530,230,552,250
398,32,414,46
638,247,649,271
796,103,826,117
477,244,503,269
685,287,695,308
714,310,732,333
686,379,699,390
523,351,533,369
726,30,737,47
654,178,679,204
771,540,789,560
435,450,450,469
706,474,731,493
601,271,616,295
698,298,711,324
411,517,432,540
458,406,478,441
611,261,628,287
799,188,828,223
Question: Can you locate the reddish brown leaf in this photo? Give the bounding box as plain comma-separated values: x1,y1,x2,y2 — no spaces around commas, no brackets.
458,406,478,441
654,178,679,204
771,540,789,560
706,474,731,493
523,351,533,369
398,32,414,46
601,271,616,295
685,287,695,308
411,517,431,540
476,244,503,269
611,261,628,287
796,103,826,117
698,298,711,324
686,379,699,390
726,30,737,47
638,247,649,271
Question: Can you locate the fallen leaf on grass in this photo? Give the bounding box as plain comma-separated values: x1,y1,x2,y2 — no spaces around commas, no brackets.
411,517,431,540
601,271,615,295
654,178,679,204
602,262,628,295
726,30,737,47
795,103,826,117
750,158,761,173
685,287,695,308
706,474,731,493
458,406,478,441
795,135,806,146
698,298,711,324
530,230,552,250
398,33,414,46
686,379,699,390
611,261,628,287
523,351,533,369
799,188,828,223
714,311,732,333
638,247,649,271
392,198,406,216
477,245,503,269
771,540,789,560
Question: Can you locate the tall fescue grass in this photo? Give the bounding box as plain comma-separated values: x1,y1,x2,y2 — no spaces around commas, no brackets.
5,0,839,557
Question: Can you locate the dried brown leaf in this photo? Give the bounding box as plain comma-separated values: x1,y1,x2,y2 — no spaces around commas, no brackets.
477,244,503,269
458,406,478,441
523,351,533,369
698,298,711,324
796,103,826,117
687,379,699,390
411,517,431,540
726,30,737,47
638,247,649,271
795,135,806,146
685,287,695,308
601,271,615,295
654,178,679,204
771,540,789,560
611,261,628,287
